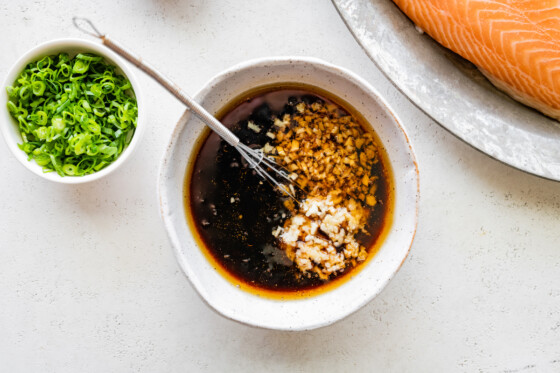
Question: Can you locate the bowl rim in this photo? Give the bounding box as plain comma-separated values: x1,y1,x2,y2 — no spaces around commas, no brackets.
0,37,145,184
157,56,420,330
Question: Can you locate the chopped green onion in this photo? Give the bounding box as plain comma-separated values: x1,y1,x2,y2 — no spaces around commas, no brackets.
76,53,103,62
72,59,89,74
36,56,52,71
5,52,137,176
32,81,46,96
62,164,77,175
19,85,31,101
7,101,18,115
30,111,47,125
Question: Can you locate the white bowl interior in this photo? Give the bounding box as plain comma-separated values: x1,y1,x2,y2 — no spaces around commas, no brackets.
158,57,419,330
0,38,144,183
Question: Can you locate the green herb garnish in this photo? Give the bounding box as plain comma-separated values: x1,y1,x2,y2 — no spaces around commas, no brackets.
6,53,138,176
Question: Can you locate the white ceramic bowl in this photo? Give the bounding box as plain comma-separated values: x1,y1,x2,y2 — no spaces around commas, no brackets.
158,57,419,330
0,38,145,183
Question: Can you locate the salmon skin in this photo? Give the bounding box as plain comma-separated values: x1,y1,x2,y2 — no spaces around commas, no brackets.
393,0,560,120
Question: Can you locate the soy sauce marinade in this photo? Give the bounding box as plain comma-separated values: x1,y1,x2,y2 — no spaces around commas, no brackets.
187,87,392,293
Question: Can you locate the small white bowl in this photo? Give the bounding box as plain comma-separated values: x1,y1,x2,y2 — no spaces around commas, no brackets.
0,38,145,183
158,57,419,330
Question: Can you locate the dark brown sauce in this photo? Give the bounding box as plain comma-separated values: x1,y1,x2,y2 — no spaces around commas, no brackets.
185,85,394,297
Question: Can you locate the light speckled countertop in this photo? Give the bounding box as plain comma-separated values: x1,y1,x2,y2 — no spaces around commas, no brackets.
1,1,559,372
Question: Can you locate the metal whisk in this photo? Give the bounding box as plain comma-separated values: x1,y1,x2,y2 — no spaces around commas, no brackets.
73,17,296,198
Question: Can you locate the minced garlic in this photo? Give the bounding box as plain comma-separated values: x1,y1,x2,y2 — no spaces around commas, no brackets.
277,193,368,279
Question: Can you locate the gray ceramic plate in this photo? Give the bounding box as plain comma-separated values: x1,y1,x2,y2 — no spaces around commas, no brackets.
333,0,560,181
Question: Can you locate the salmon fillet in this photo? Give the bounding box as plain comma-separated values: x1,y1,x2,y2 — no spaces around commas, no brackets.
393,0,560,120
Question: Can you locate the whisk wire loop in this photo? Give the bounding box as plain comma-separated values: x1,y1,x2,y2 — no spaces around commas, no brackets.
235,143,296,198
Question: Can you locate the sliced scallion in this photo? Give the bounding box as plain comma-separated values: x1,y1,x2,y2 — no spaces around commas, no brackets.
6,52,138,176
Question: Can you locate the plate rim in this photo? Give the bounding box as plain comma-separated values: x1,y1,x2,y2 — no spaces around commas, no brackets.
331,0,560,183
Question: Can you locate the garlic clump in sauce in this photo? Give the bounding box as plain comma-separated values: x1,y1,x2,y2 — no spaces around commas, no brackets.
274,193,367,279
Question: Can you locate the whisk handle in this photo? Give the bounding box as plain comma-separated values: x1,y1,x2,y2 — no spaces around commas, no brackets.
102,35,240,147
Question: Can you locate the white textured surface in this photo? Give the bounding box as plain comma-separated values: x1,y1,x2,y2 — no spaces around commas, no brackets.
0,1,559,372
